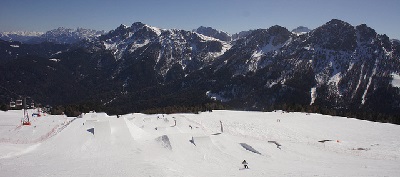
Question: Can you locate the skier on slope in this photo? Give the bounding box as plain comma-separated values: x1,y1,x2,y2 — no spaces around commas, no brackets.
242,160,248,169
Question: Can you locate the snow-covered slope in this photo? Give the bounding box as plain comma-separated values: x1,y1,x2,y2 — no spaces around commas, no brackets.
1,110,399,177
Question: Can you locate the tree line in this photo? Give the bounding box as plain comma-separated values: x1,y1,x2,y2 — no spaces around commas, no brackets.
1,101,398,125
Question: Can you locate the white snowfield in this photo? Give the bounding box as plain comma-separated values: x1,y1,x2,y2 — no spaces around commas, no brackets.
1,110,399,177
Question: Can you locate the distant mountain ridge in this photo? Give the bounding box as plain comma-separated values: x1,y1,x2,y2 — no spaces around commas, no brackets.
291,26,311,35
1,19,399,124
0,27,105,44
0,31,44,43
193,26,232,41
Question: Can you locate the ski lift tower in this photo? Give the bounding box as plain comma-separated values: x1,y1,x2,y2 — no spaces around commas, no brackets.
22,97,31,125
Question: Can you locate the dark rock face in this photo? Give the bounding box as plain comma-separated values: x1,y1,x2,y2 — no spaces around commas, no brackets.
308,19,357,51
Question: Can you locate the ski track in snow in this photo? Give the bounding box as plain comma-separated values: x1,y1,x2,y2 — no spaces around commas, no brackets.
0,110,399,177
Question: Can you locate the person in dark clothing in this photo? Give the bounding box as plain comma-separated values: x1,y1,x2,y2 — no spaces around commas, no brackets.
242,160,248,169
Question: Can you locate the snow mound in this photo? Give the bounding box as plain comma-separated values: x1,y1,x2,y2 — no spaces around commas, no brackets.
240,143,261,155
155,135,172,150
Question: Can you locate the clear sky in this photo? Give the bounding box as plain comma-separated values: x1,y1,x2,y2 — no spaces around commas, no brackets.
1,0,399,39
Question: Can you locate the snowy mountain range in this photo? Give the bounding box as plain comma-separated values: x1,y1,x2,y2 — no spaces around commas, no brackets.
205,20,400,115
0,27,105,44
97,22,231,79
0,31,44,43
0,19,399,123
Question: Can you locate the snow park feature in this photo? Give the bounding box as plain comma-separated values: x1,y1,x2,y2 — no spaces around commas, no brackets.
0,110,400,176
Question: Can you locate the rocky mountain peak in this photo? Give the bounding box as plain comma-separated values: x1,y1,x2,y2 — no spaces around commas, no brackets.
267,25,291,45
291,26,311,35
194,26,231,42
325,19,351,27
232,30,253,41
131,22,145,28
117,24,128,30
267,25,290,35
355,24,377,44
130,22,146,32
309,19,357,51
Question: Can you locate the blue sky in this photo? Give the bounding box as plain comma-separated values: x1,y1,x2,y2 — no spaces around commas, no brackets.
1,0,399,39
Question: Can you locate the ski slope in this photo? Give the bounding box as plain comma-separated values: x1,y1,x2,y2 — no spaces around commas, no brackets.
0,110,399,177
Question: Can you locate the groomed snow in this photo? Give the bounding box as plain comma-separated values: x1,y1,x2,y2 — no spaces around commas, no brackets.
1,109,399,177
